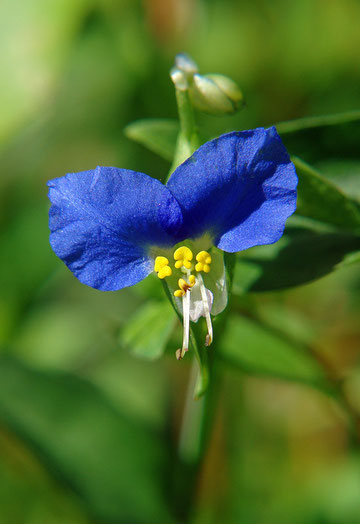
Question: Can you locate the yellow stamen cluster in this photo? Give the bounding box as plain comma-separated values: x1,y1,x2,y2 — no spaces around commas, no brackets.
174,275,196,297
195,251,212,273
154,256,172,279
154,245,212,285
174,246,193,269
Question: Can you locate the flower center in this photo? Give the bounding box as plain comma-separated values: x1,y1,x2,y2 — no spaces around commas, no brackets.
154,245,213,359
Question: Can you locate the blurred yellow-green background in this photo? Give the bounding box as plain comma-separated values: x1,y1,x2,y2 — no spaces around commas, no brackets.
1,1,360,523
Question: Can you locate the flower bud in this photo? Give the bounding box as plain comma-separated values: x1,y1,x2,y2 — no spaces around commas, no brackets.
170,67,188,91
190,73,244,115
175,53,198,77
206,74,244,106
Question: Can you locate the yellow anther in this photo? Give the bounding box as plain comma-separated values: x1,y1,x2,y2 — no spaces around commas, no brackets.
158,266,172,279
173,276,196,297
195,251,212,273
174,246,193,269
154,256,172,279
154,256,169,272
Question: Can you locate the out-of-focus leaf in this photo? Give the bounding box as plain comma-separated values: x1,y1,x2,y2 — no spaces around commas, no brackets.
0,434,87,524
277,110,360,134
124,118,179,161
220,316,326,388
121,300,176,360
253,303,318,347
133,273,165,300
0,204,58,342
277,111,360,163
0,0,89,145
315,159,360,201
233,225,360,294
0,204,56,299
294,157,360,232
0,356,171,524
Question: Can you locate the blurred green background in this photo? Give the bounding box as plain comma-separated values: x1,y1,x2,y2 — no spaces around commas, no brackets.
1,0,360,522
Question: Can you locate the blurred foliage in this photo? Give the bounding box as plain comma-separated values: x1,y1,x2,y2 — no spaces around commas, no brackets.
1,0,360,523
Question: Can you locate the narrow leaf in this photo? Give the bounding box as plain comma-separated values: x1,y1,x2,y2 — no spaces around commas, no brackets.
0,357,170,523
276,110,360,134
124,118,179,161
314,159,360,201
277,110,360,163
121,300,176,360
233,224,360,293
220,316,326,388
294,157,360,232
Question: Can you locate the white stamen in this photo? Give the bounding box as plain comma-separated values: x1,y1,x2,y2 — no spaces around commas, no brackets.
177,289,191,360
197,273,213,346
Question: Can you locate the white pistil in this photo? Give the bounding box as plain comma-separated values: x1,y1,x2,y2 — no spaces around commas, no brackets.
183,289,191,352
177,288,191,360
197,273,213,346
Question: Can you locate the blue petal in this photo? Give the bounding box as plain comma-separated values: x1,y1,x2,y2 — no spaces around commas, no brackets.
48,166,183,290
167,127,297,252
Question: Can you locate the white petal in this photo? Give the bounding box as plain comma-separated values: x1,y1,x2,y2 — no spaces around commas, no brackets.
189,282,213,322
202,248,228,316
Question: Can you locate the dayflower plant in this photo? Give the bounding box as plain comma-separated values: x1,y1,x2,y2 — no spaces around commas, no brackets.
48,127,297,360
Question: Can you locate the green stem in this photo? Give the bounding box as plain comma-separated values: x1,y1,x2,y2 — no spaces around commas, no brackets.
168,88,200,177
176,88,198,146
167,79,228,519
171,257,235,520
172,352,219,521
178,359,210,464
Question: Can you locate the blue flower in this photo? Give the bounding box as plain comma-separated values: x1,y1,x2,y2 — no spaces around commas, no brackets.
48,127,297,357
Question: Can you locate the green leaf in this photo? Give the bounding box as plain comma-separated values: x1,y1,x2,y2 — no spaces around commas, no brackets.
0,449,87,524
233,224,360,294
124,118,179,161
219,316,326,388
0,356,171,523
120,300,176,360
0,204,58,343
294,157,360,232
276,110,360,134
315,159,360,201
277,110,360,164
